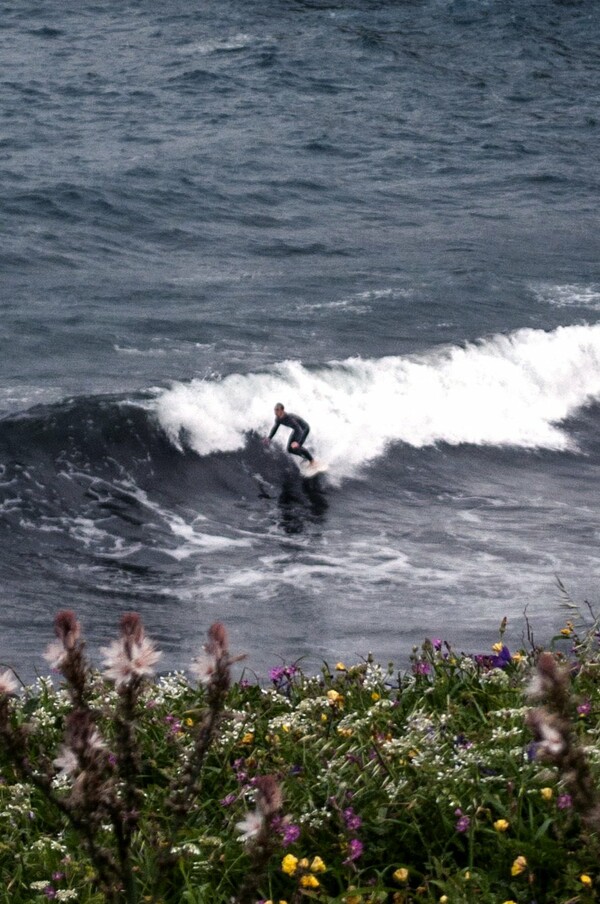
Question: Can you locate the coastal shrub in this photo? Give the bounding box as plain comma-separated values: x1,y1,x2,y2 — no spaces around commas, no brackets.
0,610,598,903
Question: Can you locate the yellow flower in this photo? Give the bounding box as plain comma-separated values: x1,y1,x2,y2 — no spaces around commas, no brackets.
494,818,510,832
393,868,409,883
337,727,353,737
580,874,593,887
511,652,524,663
371,692,381,701
439,897,449,903
560,623,573,636
501,900,517,904
335,662,347,671
492,642,503,653
327,689,344,705
344,887,361,904
300,875,320,889
281,854,298,876
298,858,310,870
464,871,471,880
541,787,553,801
310,856,326,873
511,855,527,877
241,731,254,745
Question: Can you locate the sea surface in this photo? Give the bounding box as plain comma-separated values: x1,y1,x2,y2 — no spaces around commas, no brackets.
1,0,600,680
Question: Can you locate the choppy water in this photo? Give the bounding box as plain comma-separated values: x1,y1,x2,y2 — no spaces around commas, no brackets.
1,0,599,678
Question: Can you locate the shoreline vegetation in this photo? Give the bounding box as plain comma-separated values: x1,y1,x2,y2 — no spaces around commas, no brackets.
0,607,599,904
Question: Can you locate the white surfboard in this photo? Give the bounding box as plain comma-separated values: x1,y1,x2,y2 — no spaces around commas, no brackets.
302,460,328,478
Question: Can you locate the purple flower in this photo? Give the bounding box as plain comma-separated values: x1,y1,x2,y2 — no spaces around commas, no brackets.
491,645,511,669
557,794,573,810
343,807,362,832
343,838,364,863
51,872,65,882
220,793,237,807
43,888,56,901
281,823,301,846
432,638,442,650
455,814,470,833
412,661,432,676
577,699,591,717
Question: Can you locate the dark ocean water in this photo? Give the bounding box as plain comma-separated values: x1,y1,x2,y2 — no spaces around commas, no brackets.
1,0,600,679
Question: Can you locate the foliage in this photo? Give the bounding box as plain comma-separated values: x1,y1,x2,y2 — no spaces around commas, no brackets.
0,609,599,904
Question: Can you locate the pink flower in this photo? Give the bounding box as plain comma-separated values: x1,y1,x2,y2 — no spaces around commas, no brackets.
343,838,364,863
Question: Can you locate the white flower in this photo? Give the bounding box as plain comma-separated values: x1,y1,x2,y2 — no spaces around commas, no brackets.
53,746,78,778
538,721,565,756
43,640,68,670
101,636,161,687
0,669,18,695
235,810,263,843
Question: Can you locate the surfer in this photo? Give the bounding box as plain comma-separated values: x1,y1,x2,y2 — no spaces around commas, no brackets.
264,403,315,464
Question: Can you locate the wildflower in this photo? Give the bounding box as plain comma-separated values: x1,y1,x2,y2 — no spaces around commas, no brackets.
220,793,236,807
511,652,525,663
557,793,573,810
241,732,254,745
310,856,326,873
493,818,509,832
343,838,364,863
53,746,78,778
101,613,161,688
343,807,362,832
491,645,511,668
492,642,503,653
577,700,591,717
0,669,17,695
511,856,527,876
560,623,573,636
281,854,298,875
336,662,347,671
393,868,409,883
540,787,553,801
439,898,448,903
371,692,380,701
327,689,343,705
235,811,263,843
431,638,442,650
580,874,593,887
344,888,362,904
455,814,470,833
300,875,319,889
412,661,431,676
281,822,301,847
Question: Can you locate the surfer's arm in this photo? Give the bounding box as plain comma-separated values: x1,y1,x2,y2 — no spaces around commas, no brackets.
266,420,280,442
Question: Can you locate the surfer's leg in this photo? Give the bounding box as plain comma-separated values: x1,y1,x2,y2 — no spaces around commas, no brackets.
288,429,313,462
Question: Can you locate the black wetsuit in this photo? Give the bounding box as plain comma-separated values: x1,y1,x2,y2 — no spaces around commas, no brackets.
269,412,314,462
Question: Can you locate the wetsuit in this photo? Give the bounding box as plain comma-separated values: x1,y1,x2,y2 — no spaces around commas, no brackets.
269,412,314,462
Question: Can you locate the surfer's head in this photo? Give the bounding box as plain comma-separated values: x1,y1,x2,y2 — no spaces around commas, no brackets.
274,403,284,416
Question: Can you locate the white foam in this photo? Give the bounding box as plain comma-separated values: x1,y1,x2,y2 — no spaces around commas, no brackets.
150,324,600,479
533,283,600,311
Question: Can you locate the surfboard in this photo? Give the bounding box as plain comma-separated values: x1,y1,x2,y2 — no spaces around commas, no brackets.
302,460,328,478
